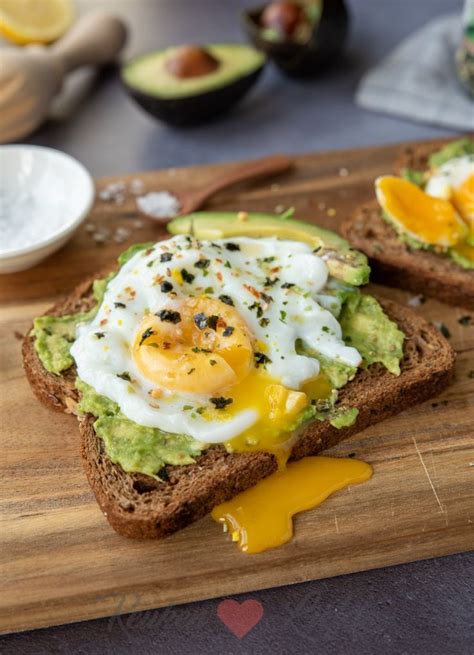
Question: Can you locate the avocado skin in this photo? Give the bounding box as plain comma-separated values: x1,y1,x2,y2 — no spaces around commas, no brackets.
168,211,370,286
243,0,349,78
122,66,264,127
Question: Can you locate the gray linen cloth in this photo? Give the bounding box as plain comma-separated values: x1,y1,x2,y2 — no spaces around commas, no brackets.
356,14,474,131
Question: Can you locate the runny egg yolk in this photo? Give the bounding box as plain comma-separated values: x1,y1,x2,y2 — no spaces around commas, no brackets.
376,176,468,248
212,456,373,553
221,370,324,467
132,297,254,394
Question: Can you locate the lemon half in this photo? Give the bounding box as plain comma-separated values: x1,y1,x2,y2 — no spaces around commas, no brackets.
0,0,74,44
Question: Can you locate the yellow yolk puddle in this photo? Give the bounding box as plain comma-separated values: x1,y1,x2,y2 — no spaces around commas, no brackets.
376,176,467,248
212,456,373,554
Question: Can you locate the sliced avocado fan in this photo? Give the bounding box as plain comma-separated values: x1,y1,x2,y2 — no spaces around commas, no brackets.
168,212,370,286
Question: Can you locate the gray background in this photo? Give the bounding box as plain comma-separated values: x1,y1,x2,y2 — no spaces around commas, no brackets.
25,0,465,175
3,1,473,653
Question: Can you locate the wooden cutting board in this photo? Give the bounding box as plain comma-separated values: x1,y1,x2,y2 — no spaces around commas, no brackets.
1,138,473,635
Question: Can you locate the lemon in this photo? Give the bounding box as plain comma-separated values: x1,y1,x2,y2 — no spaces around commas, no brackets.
0,0,74,45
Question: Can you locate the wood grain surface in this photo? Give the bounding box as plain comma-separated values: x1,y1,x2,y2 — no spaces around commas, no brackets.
1,139,473,635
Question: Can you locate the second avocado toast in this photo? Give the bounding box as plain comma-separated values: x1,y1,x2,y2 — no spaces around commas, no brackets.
341,138,474,309
23,212,455,540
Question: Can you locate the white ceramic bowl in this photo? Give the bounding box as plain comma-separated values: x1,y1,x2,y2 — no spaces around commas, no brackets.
0,145,94,273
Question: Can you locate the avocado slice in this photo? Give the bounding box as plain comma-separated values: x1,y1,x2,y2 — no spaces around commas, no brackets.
121,44,266,126
168,212,370,286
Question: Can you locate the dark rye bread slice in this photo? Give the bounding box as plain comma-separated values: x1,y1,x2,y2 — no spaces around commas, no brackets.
394,138,458,174
340,139,474,309
23,277,455,539
340,201,474,310
22,275,105,412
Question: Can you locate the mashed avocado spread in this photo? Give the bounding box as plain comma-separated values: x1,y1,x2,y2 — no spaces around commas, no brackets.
76,379,203,476
32,237,404,478
31,277,110,374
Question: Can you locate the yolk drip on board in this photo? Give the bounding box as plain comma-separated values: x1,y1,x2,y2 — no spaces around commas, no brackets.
211,456,373,554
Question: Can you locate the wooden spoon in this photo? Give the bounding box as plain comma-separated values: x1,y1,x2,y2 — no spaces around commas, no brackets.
138,154,293,220
0,11,127,144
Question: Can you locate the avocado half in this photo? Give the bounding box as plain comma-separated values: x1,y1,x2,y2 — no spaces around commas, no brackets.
243,0,349,78
121,44,266,126
168,211,370,286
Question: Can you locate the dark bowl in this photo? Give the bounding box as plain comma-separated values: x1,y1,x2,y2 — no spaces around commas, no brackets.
242,0,349,78
121,47,266,127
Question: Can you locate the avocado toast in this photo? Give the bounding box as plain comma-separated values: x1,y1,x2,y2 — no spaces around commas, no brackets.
341,138,474,309
23,212,455,540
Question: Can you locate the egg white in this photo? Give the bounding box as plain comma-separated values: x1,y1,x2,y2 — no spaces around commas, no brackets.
425,155,474,200
71,236,361,443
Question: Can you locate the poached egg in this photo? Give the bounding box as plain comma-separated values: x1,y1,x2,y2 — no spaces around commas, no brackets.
71,235,361,459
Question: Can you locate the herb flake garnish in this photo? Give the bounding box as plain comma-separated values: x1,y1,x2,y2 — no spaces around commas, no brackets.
210,397,233,409
181,268,195,284
114,302,126,309
254,352,271,367
139,327,155,345
117,371,131,381
195,258,210,270
264,277,279,287
160,252,173,263
156,309,181,324
223,326,235,337
249,301,263,318
219,294,234,306
160,281,173,293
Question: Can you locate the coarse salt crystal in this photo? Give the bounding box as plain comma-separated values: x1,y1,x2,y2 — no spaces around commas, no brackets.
99,181,126,202
129,178,145,195
136,191,181,220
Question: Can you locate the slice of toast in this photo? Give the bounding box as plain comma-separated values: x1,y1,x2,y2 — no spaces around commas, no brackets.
23,275,455,539
340,141,474,309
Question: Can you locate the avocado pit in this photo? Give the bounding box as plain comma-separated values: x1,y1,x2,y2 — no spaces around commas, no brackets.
164,45,220,79
260,1,309,40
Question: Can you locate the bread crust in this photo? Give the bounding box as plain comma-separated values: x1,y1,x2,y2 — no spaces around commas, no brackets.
23,275,456,540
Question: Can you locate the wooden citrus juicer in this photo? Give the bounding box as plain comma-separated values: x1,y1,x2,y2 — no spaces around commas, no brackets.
0,10,127,144
139,154,293,221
